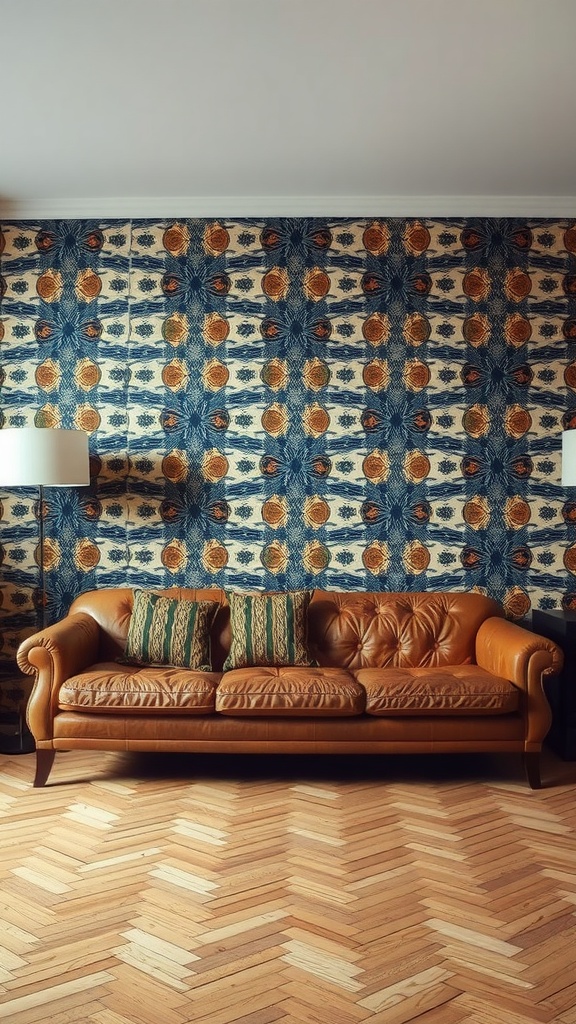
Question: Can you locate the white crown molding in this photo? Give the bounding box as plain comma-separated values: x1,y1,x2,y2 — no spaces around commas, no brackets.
1,195,576,221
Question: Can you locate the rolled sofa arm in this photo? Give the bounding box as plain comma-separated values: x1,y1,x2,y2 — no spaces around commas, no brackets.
17,613,101,743
476,616,564,748
476,616,563,684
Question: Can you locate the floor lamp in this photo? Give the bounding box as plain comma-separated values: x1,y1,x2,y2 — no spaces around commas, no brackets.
562,429,576,487
0,427,90,630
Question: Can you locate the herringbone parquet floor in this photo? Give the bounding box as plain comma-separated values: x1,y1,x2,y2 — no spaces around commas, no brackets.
0,747,575,1024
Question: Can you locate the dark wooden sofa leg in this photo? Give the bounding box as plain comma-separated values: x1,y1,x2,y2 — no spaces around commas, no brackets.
33,749,56,787
523,752,542,789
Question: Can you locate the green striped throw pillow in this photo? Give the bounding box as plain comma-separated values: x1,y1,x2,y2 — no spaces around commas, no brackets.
223,591,316,670
124,590,219,670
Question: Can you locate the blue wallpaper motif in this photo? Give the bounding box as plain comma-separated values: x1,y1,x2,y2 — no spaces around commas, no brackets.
0,217,575,657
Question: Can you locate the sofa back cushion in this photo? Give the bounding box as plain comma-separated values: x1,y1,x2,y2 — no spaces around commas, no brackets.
69,588,504,671
307,591,503,670
70,587,227,664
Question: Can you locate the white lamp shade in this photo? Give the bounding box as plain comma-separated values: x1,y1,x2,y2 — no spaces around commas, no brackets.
562,430,576,487
0,427,90,487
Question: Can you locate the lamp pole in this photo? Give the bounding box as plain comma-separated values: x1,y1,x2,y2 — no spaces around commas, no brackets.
37,483,46,630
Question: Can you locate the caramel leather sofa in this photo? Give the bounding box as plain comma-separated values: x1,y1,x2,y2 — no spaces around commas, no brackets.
17,588,562,789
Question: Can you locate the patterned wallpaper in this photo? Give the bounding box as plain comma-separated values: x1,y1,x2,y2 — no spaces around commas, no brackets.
0,217,575,659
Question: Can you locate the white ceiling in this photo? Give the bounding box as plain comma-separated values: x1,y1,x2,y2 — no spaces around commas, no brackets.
2,0,576,219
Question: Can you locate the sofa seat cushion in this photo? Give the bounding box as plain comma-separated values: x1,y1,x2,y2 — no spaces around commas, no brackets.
59,662,221,714
355,665,519,716
216,667,365,716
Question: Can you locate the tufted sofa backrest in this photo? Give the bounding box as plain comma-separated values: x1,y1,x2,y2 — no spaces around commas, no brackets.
308,590,504,670
68,587,504,671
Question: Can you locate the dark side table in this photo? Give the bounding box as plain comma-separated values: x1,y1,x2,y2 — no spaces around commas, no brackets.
532,609,576,761
0,664,35,754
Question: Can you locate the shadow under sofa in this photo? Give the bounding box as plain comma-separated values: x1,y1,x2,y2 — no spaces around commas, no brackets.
17,588,563,789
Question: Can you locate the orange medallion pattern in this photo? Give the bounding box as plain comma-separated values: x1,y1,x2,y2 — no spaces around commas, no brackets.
0,217,575,653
